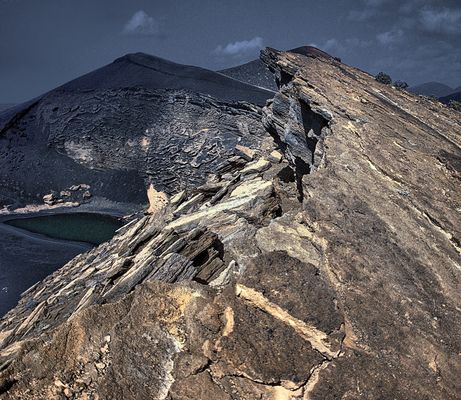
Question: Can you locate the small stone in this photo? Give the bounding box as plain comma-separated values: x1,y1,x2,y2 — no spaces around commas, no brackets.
82,191,92,199
64,388,73,398
206,173,220,183
76,374,92,386
235,144,256,161
54,379,65,388
170,190,186,206
88,364,99,381
103,335,111,343
221,173,235,181
60,190,72,197
95,362,106,370
240,158,271,175
268,150,282,163
43,193,55,205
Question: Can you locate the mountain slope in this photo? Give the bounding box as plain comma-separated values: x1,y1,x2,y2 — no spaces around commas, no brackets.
0,53,273,210
219,46,333,91
219,59,278,91
57,52,272,105
408,81,454,97
0,104,15,112
0,47,460,399
440,91,461,104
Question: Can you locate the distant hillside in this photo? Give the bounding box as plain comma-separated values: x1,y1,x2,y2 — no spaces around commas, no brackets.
219,59,277,91
440,91,461,104
408,82,454,97
0,104,15,112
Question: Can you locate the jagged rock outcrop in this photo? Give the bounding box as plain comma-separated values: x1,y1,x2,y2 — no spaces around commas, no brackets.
0,53,273,209
1,47,461,399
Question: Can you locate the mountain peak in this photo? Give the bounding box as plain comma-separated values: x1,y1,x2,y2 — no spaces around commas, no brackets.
288,45,334,59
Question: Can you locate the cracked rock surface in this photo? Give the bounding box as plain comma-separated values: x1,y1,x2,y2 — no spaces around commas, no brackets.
0,47,461,399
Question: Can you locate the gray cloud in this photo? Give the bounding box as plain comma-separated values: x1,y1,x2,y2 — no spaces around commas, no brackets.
419,7,461,35
214,37,263,58
348,9,376,21
314,37,372,58
364,0,390,6
122,10,160,36
348,0,390,21
321,38,344,53
377,28,404,45
345,38,373,48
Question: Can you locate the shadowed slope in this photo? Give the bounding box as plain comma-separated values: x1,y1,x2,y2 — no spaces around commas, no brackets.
58,52,273,105
0,53,274,210
408,81,454,97
219,46,335,91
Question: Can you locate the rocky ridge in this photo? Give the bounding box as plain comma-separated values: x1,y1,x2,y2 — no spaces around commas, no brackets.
0,47,460,399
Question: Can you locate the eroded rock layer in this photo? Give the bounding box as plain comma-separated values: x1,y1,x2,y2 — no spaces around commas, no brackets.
0,47,460,399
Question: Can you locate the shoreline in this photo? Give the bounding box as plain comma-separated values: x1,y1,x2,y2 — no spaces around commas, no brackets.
0,196,142,219
0,199,142,317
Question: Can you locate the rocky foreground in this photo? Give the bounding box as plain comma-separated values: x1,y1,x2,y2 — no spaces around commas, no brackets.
0,47,461,399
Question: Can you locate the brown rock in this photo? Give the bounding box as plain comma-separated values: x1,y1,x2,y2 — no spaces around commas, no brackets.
268,149,283,163
60,190,72,197
234,144,256,161
240,158,271,175
146,183,168,215
42,193,55,205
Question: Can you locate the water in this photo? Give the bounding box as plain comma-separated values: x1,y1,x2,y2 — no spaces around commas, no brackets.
4,213,124,245
0,213,124,316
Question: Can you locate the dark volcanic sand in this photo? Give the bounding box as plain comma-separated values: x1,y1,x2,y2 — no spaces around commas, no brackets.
0,222,91,317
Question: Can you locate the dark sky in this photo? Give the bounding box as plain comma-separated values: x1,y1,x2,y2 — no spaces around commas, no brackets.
1,0,460,103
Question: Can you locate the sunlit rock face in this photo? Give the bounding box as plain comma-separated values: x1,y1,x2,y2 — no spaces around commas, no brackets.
0,47,460,400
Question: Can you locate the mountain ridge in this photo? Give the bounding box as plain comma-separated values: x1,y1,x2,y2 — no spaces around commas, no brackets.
54,52,272,105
